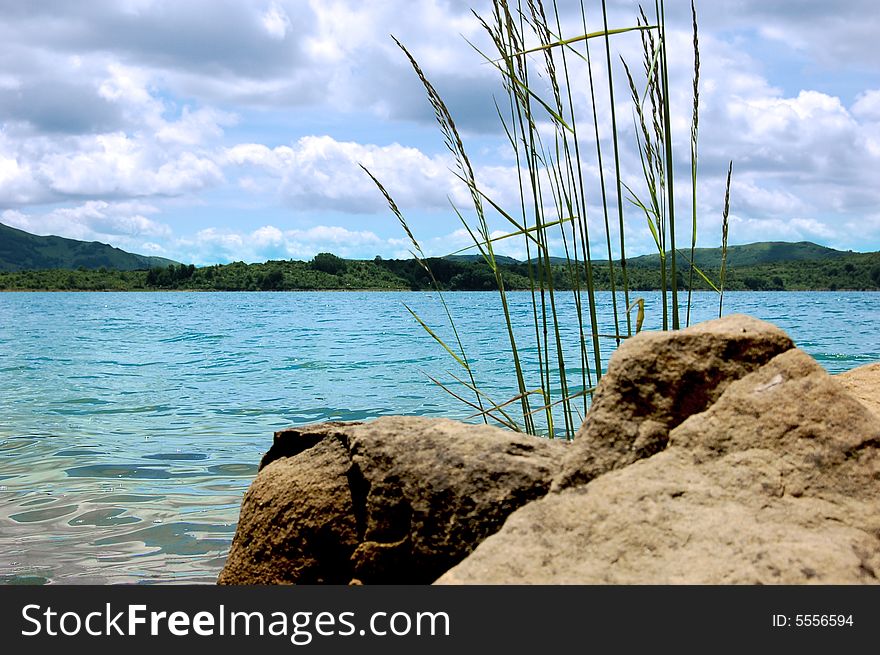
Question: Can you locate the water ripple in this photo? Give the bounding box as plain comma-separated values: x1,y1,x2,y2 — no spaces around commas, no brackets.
0,290,875,583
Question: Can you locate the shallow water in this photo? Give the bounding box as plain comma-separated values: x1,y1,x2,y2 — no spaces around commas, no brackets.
0,291,876,583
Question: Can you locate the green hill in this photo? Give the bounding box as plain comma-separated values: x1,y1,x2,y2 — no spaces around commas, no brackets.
444,254,521,266
626,241,849,269
0,238,877,292
450,241,849,269
0,222,179,272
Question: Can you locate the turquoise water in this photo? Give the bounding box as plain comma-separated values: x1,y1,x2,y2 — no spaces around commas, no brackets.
0,291,876,583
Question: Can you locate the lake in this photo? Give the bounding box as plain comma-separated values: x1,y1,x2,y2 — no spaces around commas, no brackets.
0,290,877,584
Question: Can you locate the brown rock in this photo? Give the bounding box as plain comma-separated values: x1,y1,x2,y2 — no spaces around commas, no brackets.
837,362,880,419
670,349,880,498
438,349,880,584
554,314,794,489
218,416,565,585
218,431,358,585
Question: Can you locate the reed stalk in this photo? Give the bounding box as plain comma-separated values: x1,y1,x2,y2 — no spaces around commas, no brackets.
719,161,733,316
686,0,700,327
364,0,731,440
601,0,632,338
657,0,679,329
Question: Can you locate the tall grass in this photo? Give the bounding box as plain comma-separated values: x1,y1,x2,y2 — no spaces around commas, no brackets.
363,0,732,440
719,161,733,316
685,0,700,327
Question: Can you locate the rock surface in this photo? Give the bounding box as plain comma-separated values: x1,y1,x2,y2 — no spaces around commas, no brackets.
554,314,794,490
837,362,880,419
437,349,880,584
218,416,565,585
219,315,880,585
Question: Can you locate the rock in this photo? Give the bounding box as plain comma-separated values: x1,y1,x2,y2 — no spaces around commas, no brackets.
837,362,880,419
437,349,880,584
218,416,565,585
217,424,359,585
670,349,880,498
554,314,794,490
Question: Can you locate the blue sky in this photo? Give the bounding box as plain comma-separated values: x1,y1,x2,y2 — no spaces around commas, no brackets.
1,0,879,264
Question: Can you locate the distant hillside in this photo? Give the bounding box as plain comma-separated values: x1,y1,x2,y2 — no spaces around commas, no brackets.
0,223,179,272
626,241,849,269
446,253,577,266
449,241,851,269
1,239,877,292
444,253,521,266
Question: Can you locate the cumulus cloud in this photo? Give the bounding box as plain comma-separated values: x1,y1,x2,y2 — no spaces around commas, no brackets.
0,60,230,206
0,0,879,260
0,149,42,204
33,133,224,198
600,20,880,251
1,200,171,244
261,2,291,41
0,0,499,126
853,90,880,120
224,135,473,213
687,47,880,248
180,224,386,264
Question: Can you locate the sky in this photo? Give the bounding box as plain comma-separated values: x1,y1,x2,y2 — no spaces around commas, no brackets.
0,0,879,265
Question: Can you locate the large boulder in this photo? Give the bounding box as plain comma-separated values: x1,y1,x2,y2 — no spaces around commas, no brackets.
437,349,880,584
554,314,794,489
218,416,565,585
836,362,880,419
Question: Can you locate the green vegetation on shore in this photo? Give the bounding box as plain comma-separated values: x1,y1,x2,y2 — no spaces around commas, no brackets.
1,244,877,292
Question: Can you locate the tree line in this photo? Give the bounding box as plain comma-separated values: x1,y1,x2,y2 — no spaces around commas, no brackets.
0,252,878,292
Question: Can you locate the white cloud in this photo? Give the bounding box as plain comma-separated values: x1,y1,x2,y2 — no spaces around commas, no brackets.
852,90,880,121
156,106,238,146
728,214,838,244
98,63,159,114
261,3,291,40
139,241,165,253
224,135,473,212
251,224,285,247
180,223,386,264
623,28,880,249
0,0,879,260
224,143,295,171
1,200,171,243
35,133,224,197
0,58,234,207
0,150,41,204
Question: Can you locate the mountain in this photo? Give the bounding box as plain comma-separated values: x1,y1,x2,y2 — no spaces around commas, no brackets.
449,241,853,268
444,253,522,266
625,241,849,268
0,223,180,272
2,242,877,291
